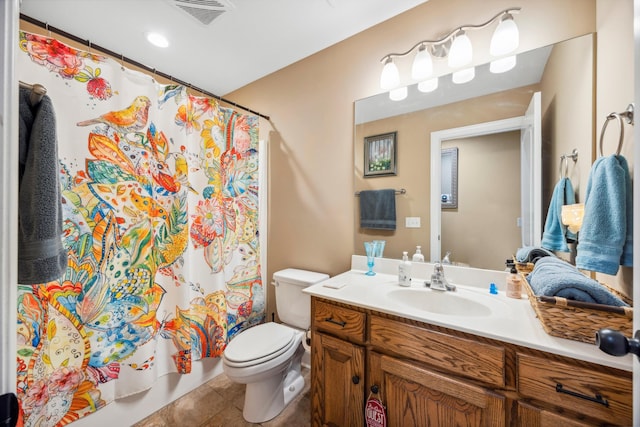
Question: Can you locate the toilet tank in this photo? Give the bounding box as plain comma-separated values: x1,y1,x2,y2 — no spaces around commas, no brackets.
272,268,329,329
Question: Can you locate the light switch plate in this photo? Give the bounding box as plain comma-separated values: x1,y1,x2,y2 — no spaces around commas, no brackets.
405,217,421,228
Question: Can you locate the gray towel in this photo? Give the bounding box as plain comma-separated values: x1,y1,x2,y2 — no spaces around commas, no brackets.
515,246,556,264
18,87,67,284
359,189,396,230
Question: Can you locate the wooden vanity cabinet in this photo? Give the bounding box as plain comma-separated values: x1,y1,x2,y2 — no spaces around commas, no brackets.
310,297,632,427
369,351,506,426
311,331,365,426
311,299,366,426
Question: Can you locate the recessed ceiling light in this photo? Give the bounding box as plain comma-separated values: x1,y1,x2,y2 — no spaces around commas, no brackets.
145,32,169,48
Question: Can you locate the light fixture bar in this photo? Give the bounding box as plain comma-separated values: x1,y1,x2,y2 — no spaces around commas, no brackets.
379,7,521,63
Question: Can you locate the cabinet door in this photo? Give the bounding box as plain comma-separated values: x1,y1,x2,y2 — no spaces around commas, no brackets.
517,400,596,427
311,331,365,427
369,352,505,427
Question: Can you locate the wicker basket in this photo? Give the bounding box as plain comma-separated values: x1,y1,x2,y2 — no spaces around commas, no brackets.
519,271,633,344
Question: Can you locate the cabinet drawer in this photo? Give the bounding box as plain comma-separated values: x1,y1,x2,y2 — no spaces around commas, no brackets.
313,299,366,343
517,353,632,425
370,315,505,387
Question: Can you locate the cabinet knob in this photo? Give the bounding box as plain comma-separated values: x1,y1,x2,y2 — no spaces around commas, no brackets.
370,385,379,394
596,328,640,360
352,375,360,384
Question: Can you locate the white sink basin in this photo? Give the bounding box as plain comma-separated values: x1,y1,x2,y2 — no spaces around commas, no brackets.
386,288,496,317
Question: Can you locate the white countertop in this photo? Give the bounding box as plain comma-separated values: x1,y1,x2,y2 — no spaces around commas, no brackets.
303,255,633,371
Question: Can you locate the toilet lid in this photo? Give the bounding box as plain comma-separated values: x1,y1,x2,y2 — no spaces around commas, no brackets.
224,322,295,364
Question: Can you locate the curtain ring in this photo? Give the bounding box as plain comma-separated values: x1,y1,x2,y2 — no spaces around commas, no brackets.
599,112,624,157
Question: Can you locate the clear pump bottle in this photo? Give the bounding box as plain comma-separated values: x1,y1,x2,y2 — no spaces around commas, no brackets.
412,246,425,262
398,252,412,287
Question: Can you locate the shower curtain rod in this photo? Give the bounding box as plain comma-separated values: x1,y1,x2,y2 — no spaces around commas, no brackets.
19,13,271,121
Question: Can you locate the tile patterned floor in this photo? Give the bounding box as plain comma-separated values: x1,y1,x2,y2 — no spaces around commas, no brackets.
132,368,310,427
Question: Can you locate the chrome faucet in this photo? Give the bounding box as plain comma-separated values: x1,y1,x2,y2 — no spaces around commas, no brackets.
427,261,456,292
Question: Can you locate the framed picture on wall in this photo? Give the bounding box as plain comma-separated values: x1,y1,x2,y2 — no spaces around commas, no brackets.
364,131,397,177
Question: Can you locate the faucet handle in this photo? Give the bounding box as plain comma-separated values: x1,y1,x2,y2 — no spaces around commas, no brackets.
434,263,444,274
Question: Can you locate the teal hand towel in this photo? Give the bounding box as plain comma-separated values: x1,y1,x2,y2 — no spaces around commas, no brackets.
527,256,628,306
541,177,576,252
576,155,633,275
359,189,396,230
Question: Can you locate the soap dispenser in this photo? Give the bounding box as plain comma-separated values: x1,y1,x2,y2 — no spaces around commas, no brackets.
398,252,412,287
412,246,425,262
505,261,522,299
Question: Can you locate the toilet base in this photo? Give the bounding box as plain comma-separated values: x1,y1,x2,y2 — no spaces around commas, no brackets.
242,365,305,423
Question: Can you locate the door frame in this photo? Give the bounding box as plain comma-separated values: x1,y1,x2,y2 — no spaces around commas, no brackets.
632,1,639,423
0,0,20,395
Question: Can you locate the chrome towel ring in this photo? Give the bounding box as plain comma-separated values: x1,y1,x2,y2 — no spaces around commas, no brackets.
599,103,634,157
559,149,578,178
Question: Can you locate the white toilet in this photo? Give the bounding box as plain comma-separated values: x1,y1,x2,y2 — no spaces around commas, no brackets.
222,268,329,423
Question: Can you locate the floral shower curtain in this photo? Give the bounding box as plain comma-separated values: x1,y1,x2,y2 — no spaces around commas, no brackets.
16,32,264,426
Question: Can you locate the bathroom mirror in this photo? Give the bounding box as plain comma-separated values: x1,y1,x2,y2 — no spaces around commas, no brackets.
354,33,594,268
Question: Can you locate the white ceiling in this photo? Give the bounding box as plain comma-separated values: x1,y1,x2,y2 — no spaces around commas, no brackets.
19,0,429,96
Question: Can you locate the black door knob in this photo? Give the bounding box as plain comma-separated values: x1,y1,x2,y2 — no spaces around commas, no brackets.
595,328,640,359
352,375,360,384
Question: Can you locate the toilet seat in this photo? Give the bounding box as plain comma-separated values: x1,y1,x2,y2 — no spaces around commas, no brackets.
224,322,297,368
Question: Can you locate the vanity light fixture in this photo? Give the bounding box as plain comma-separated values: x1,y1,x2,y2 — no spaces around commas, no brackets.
447,30,473,69
389,86,408,101
417,77,438,93
379,7,521,99
451,67,475,84
490,55,517,73
380,57,400,90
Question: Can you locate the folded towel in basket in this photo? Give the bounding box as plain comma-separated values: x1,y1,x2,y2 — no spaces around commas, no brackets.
359,189,396,230
526,256,628,307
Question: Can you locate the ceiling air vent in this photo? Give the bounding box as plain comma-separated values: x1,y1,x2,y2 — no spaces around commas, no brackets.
171,0,235,25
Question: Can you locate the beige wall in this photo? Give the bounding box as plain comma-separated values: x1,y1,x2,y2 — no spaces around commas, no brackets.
228,0,598,319
538,32,595,266
540,33,595,209
595,0,634,295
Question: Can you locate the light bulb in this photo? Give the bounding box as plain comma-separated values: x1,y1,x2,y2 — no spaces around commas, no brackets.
490,14,519,56
452,67,475,84
389,86,408,101
380,58,400,90
411,45,433,81
417,78,438,93
490,55,517,73
448,31,472,68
